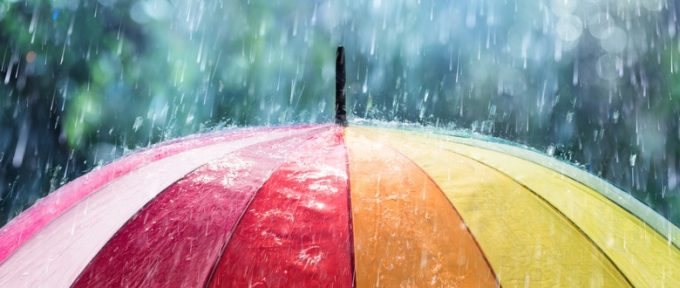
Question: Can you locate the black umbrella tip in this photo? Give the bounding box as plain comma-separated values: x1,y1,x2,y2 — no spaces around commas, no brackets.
335,46,347,126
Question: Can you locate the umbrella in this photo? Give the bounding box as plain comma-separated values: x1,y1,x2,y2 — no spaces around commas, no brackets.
0,48,678,287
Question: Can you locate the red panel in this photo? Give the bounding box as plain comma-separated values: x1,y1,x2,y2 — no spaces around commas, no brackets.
208,127,352,287
71,128,323,288
0,126,285,264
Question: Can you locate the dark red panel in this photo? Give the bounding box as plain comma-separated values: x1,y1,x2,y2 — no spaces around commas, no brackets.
71,128,324,288
208,127,352,287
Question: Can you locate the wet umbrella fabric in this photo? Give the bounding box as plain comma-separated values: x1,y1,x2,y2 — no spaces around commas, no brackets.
0,125,678,287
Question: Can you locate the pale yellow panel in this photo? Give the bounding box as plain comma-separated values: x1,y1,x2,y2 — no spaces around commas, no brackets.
348,127,631,288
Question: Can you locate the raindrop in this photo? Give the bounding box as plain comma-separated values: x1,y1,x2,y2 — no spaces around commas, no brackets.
596,54,623,80
599,26,628,53
630,154,638,167
133,117,143,132
587,13,615,39
556,15,583,43
547,145,556,156
11,120,29,168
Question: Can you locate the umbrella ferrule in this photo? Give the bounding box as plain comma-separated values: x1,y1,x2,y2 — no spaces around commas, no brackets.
335,46,347,126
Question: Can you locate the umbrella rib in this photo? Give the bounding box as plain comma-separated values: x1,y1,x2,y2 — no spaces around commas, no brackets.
390,126,680,250
0,127,270,265
436,146,635,288
340,130,357,288
378,124,680,249
68,127,326,287
447,135,680,251
202,128,327,287
371,138,503,287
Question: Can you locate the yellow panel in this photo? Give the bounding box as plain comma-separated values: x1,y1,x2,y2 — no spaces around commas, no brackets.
345,132,498,287
379,127,680,287
422,128,680,246
348,127,631,287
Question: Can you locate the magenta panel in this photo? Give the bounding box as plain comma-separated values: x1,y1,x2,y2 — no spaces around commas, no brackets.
208,127,352,287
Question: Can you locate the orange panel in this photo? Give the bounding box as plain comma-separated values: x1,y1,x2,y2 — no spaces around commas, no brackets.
346,133,498,287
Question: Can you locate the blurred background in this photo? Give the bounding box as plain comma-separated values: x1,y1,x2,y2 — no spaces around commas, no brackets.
1,0,680,226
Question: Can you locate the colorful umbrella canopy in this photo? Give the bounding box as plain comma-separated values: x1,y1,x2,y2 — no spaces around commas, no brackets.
0,124,678,287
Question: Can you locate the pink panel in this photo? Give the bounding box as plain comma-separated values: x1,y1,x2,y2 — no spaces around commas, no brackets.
0,125,304,263
70,128,323,288
208,127,353,287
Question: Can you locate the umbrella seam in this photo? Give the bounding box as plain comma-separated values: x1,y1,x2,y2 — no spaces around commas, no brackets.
341,127,357,288
363,136,503,288
203,127,328,287
69,126,325,287
0,125,317,266
0,128,268,266
435,132,680,251
437,146,636,288
364,124,680,250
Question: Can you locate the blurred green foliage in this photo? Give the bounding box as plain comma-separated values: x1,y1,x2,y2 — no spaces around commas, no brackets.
1,0,680,225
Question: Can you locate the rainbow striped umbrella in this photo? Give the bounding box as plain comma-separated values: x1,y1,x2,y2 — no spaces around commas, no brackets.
0,124,678,287
0,48,678,287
